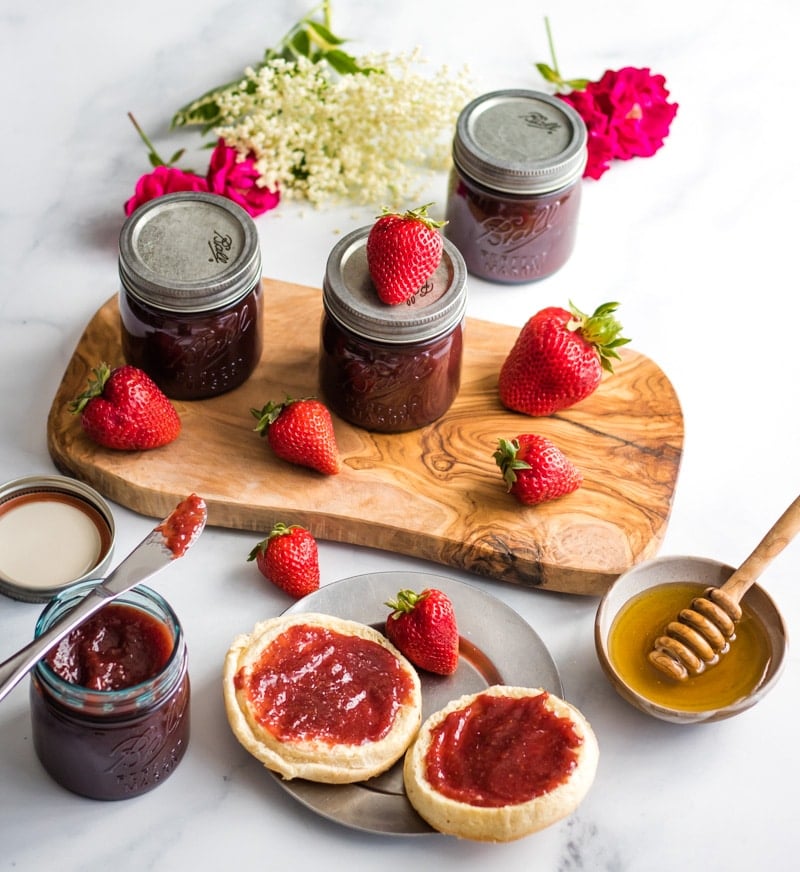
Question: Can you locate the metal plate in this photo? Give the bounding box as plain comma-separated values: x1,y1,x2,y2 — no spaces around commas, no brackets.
275,571,563,836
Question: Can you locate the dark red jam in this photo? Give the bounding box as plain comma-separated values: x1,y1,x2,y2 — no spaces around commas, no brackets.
234,624,415,744
31,585,190,800
445,172,582,283
319,314,464,432
45,603,173,690
156,493,207,557
120,280,262,400
425,692,582,807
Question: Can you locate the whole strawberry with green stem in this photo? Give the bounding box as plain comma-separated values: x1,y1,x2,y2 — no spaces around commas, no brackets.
366,203,446,305
498,301,629,416
252,396,341,475
70,362,181,450
385,588,459,675
493,435,582,505
247,522,320,598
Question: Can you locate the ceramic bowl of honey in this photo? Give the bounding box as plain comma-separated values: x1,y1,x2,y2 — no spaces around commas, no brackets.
595,555,788,724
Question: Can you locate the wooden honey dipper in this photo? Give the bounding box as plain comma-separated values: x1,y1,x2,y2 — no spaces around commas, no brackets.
649,495,800,680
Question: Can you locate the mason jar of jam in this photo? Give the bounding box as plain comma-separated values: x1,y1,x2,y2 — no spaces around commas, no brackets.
30,581,190,800
319,226,467,432
444,90,588,284
119,191,263,400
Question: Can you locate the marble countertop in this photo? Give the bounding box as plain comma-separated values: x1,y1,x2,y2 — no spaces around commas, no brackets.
1,1,798,869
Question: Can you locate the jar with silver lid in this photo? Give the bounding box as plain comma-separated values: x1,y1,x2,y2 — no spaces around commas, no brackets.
319,226,468,432
119,191,263,400
444,89,588,284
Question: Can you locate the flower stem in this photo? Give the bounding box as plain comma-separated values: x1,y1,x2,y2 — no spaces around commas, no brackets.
127,112,167,166
544,16,560,78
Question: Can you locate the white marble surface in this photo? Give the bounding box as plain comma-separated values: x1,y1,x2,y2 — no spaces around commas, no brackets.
1,1,798,869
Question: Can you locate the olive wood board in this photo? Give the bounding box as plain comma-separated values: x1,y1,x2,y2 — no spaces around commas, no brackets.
47,278,684,596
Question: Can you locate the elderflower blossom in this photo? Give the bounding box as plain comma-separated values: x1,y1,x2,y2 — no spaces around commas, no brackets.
210,51,474,207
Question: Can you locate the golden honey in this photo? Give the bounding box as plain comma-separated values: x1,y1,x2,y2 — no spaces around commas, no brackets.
608,582,773,712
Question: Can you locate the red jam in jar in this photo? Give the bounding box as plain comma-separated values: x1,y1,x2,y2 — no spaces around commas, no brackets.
425,691,582,807
30,582,190,800
234,623,416,744
119,191,263,400
319,226,467,432
444,90,587,284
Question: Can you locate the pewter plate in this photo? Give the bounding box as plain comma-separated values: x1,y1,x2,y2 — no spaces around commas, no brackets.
275,570,563,836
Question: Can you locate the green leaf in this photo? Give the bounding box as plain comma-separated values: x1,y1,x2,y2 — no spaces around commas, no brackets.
306,20,345,47
536,62,562,84
564,77,590,91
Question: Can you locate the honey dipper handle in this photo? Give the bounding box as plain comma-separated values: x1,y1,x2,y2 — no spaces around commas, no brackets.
720,495,800,605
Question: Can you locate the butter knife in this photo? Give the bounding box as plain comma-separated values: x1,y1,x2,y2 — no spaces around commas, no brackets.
0,493,207,704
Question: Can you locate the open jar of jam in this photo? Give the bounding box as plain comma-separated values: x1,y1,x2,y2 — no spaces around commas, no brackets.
319,226,467,432
119,191,263,400
30,581,190,800
444,90,587,284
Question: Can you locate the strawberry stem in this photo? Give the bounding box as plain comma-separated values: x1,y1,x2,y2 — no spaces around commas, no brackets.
566,300,630,373
375,202,447,230
251,396,314,435
69,362,112,414
493,438,532,490
385,588,429,617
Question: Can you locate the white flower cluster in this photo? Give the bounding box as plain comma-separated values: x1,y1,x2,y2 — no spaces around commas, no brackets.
211,51,473,207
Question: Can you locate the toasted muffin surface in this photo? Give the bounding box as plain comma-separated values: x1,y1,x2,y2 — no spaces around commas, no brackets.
224,612,422,783
403,685,599,841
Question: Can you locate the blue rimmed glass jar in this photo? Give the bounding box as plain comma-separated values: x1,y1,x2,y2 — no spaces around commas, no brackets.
445,89,587,284
119,191,263,400
29,581,190,800
319,226,468,432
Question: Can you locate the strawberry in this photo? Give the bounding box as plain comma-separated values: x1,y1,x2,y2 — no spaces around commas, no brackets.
70,362,181,450
252,397,340,475
385,588,459,675
247,522,320,598
493,435,582,505
498,301,629,416
366,203,446,305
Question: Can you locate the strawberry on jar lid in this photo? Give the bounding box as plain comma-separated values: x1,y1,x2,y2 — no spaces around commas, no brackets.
322,225,467,345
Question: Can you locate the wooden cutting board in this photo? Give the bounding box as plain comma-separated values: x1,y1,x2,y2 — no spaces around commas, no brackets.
47,278,683,596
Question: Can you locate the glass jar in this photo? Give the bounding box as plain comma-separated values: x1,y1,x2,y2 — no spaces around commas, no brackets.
119,191,263,400
319,226,467,432
444,90,587,284
30,581,190,800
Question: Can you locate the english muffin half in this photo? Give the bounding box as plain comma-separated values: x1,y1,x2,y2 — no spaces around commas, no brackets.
403,685,598,841
224,612,422,783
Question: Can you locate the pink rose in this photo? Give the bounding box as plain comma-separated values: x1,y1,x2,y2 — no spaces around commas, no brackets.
560,67,678,179
206,139,280,217
124,165,208,215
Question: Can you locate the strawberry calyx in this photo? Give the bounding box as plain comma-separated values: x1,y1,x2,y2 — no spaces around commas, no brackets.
251,396,311,435
492,438,532,490
376,202,447,231
385,588,430,618
69,362,112,415
566,300,630,373
246,522,299,561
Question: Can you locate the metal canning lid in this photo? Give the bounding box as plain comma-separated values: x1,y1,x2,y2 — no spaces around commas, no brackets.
323,226,467,345
119,191,262,313
0,475,115,603
453,89,588,195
